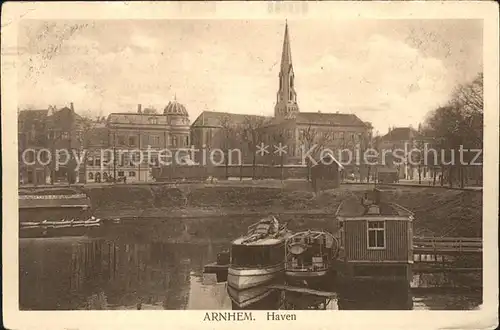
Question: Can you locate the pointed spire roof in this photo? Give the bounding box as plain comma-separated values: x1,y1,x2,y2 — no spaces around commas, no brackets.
280,20,293,72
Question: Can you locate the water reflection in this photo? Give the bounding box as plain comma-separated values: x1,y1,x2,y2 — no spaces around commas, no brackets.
19,237,482,310
19,238,226,310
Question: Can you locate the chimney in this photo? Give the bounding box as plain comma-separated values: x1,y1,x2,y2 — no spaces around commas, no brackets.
70,102,74,112
138,104,142,113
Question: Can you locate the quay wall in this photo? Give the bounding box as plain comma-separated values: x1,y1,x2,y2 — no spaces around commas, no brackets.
18,183,482,238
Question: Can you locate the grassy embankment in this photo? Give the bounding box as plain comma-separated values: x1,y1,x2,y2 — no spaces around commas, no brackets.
19,183,482,238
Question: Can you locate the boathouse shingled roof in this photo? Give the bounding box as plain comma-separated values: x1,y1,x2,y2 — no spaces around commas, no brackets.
335,195,413,217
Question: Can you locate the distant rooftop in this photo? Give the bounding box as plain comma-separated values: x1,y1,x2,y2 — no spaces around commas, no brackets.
381,127,422,142
191,110,367,128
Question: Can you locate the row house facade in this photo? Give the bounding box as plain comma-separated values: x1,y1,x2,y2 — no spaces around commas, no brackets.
18,101,192,185
18,104,85,185
98,102,191,183
18,109,51,185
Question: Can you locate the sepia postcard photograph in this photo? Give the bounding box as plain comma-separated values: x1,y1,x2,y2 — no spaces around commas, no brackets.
2,1,499,329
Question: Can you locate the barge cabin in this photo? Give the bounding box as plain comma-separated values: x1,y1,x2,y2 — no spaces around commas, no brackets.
334,188,414,284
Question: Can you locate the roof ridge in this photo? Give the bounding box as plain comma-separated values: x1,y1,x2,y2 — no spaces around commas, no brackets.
298,112,353,116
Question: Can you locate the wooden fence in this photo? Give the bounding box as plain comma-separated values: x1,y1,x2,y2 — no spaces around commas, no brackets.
152,164,309,181
413,236,482,253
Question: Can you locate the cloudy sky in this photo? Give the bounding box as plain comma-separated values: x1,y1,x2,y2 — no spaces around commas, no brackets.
18,19,482,134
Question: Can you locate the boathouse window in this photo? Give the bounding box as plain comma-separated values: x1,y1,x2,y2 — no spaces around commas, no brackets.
367,221,385,249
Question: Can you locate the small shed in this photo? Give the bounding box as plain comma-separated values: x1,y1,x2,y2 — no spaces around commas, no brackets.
376,167,399,183
18,191,92,223
311,153,344,192
334,188,414,283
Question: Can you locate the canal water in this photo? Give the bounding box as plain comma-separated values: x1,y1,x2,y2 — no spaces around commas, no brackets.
19,222,482,310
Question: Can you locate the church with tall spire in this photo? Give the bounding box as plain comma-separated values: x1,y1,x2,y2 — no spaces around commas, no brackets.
191,21,372,166
275,21,299,119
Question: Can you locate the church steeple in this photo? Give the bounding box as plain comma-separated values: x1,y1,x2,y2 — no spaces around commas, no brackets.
275,21,299,119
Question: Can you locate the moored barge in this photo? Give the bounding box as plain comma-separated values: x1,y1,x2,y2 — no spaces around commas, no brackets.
285,230,338,289
226,216,291,309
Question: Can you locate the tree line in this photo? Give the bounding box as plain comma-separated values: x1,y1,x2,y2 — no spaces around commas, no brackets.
420,72,483,187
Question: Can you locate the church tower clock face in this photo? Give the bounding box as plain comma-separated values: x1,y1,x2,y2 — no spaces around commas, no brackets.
274,21,299,119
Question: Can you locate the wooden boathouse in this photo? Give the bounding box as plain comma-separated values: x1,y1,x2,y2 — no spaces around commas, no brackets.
334,188,414,282
19,191,92,223
311,153,343,192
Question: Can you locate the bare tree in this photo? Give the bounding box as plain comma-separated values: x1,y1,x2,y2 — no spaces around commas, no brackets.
218,115,238,179
359,131,374,183
423,72,483,188
413,139,426,185
299,125,334,181
241,116,267,179
270,127,288,181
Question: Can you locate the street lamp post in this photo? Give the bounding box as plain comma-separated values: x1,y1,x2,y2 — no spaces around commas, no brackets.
113,131,117,182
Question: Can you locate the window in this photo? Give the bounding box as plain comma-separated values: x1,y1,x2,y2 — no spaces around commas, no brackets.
151,135,160,146
39,150,49,163
117,135,126,146
87,157,94,166
172,135,178,147
150,154,159,166
367,221,385,249
148,117,158,125
118,171,124,177
102,153,111,166
128,171,136,177
95,158,101,166
118,154,125,166
62,132,69,139
88,172,94,180
204,131,211,145
185,135,189,146
127,153,135,166
128,136,137,147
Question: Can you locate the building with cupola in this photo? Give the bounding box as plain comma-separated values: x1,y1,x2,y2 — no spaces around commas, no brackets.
88,100,191,183
191,22,372,173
